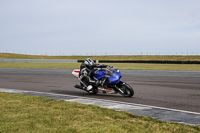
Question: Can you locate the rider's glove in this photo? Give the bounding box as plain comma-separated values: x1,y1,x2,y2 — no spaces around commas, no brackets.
109,65,113,68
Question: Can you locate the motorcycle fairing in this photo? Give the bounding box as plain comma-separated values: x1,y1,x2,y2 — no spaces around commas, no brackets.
93,69,122,84
108,69,122,84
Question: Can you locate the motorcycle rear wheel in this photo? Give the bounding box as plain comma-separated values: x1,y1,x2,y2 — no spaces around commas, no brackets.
118,84,134,97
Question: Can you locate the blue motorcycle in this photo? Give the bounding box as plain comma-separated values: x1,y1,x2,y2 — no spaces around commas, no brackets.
72,66,134,97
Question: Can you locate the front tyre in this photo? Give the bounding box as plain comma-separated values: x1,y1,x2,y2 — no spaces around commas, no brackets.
118,83,134,97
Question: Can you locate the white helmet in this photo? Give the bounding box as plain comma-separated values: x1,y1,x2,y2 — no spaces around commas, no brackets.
84,58,95,69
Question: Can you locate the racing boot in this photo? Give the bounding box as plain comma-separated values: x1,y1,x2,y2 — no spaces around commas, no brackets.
87,85,93,91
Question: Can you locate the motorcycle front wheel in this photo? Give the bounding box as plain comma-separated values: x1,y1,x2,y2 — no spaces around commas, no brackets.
118,83,134,97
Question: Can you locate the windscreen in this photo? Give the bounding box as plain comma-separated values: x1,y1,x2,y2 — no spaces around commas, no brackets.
105,67,115,76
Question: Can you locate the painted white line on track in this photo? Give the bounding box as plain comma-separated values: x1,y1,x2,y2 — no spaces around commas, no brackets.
1,88,200,115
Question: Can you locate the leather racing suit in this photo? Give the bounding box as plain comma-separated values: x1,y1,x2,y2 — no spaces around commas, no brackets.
79,63,109,89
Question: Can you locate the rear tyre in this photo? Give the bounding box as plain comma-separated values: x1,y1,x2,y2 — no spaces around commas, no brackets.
118,83,134,97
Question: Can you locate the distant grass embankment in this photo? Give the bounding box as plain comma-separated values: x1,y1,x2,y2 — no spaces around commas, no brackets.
0,92,199,133
1,53,200,71
1,53,200,61
1,63,200,71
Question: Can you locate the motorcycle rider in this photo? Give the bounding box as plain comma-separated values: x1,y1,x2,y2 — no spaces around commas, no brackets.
79,58,111,91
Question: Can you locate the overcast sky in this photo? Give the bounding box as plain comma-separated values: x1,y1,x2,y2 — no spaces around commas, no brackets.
0,0,200,55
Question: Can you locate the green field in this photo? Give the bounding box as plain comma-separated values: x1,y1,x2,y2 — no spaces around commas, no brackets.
1,53,200,71
1,62,200,71
1,53,200,61
0,92,199,133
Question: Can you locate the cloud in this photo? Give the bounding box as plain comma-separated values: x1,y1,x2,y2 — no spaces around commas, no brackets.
0,0,200,55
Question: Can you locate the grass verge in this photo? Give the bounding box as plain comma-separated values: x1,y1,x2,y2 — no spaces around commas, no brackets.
0,62,200,71
1,53,200,61
0,92,199,133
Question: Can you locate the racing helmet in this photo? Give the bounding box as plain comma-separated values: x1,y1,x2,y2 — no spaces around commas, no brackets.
84,58,95,69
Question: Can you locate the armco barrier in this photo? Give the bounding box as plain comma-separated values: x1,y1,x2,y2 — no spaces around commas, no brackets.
0,59,77,63
1,59,200,64
78,60,200,64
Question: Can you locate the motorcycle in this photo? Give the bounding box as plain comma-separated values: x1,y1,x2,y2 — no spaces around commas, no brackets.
72,66,134,97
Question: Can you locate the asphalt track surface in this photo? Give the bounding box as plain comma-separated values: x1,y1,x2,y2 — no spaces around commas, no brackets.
0,68,200,113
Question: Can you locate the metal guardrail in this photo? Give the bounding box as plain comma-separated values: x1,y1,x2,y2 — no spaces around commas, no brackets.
78,60,200,64
0,59,77,63
1,59,200,64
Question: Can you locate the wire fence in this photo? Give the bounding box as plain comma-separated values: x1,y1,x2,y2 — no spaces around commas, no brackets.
1,51,200,56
